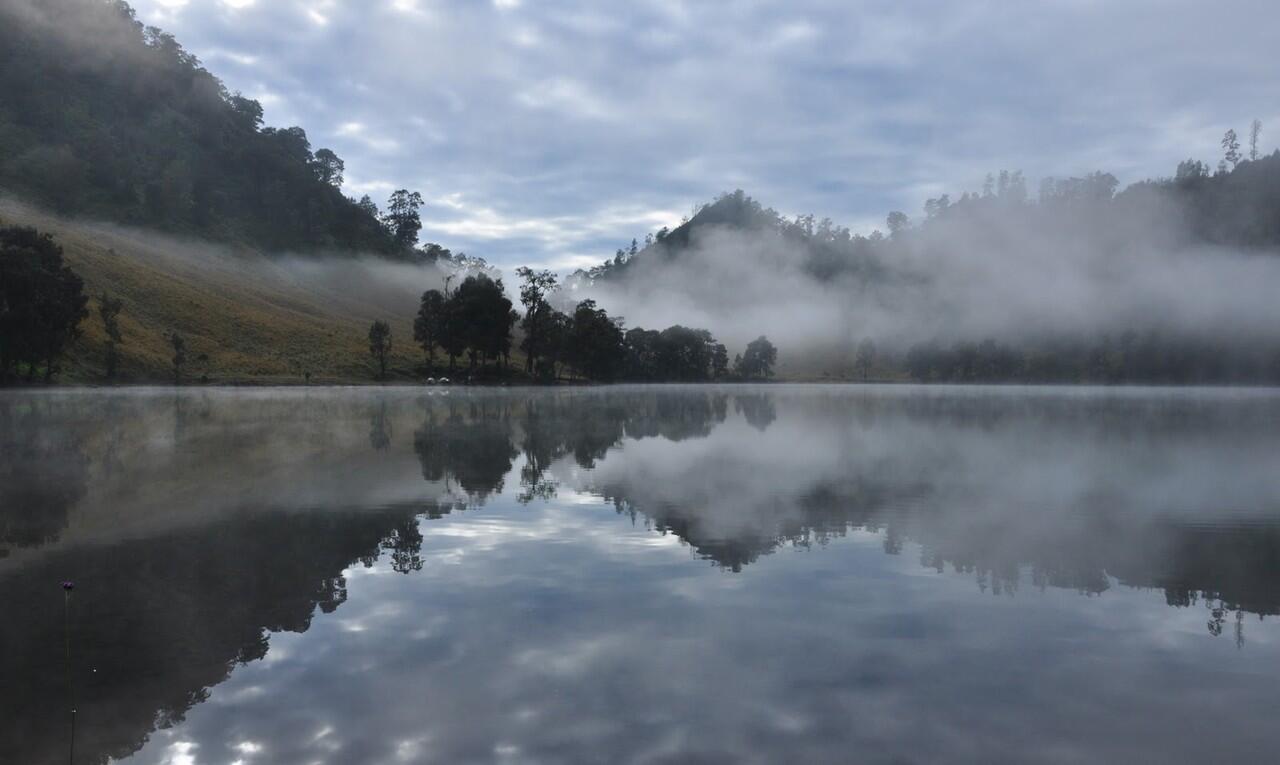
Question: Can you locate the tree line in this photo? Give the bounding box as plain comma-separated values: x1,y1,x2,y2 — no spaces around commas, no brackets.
577,123,1277,288
374,266,779,383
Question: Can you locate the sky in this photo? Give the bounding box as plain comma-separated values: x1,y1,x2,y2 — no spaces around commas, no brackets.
129,0,1278,271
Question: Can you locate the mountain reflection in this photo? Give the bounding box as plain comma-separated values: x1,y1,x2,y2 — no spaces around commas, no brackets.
1,506,422,765
3,386,1280,763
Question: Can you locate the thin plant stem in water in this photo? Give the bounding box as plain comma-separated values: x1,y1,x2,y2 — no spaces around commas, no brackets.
61,581,76,765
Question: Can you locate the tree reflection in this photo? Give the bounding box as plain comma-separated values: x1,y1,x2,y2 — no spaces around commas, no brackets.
383,516,425,573
413,397,518,500
734,393,777,431
0,398,88,556
369,399,393,451
0,505,425,765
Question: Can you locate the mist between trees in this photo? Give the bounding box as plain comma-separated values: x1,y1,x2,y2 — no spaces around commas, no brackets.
564,144,1280,384
0,215,780,385
401,267,777,384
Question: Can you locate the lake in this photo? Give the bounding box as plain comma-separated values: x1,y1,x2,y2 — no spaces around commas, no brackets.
3,385,1280,764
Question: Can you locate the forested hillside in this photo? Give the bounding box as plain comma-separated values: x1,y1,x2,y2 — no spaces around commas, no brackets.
0,0,397,254
580,151,1280,287
571,148,1280,384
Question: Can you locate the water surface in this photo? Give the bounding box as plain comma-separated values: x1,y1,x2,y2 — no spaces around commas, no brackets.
3,385,1280,764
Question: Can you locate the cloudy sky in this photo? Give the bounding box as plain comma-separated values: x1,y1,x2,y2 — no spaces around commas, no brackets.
129,0,1276,270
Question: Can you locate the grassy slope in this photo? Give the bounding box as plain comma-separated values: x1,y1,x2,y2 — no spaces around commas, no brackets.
0,198,468,384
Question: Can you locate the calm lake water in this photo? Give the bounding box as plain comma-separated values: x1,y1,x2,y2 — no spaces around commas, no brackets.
4,385,1280,764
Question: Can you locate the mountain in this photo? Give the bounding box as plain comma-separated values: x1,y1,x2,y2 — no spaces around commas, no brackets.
0,0,396,255
569,157,1280,383
579,155,1280,288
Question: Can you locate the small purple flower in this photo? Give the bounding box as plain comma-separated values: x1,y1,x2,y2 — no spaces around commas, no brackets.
60,581,75,591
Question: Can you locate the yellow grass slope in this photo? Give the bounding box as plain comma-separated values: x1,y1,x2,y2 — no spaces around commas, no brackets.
1,197,441,383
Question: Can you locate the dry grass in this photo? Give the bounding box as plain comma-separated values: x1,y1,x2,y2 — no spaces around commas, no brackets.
0,197,483,384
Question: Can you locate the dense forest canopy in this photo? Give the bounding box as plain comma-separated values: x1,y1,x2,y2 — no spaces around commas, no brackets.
0,0,406,255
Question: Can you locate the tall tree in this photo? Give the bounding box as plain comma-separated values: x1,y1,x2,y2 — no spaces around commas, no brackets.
566,300,624,381
1250,119,1263,162
170,332,186,385
0,226,87,382
711,343,729,379
1222,129,1242,169
413,289,445,372
312,148,345,187
98,292,124,380
515,267,558,376
738,336,778,379
368,320,392,379
855,338,876,381
356,195,379,218
886,211,909,238
383,190,424,249
449,273,515,373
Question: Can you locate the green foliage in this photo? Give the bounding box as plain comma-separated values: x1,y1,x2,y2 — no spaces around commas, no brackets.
368,320,392,379
413,289,446,370
98,291,123,379
0,0,399,254
516,267,559,376
384,190,424,250
451,273,517,372
0,225,88,382
737,336,777,379
170,331,186,384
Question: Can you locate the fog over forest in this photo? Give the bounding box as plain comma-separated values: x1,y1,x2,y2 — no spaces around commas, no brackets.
573,172,1280,354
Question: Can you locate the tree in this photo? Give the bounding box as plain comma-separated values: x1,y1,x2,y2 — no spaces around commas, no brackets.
383,190,424,249
449,273,515,373
1222,129,1242,169
368,320,392,379
312,148,344,187
437,293,465,371
414,289,445,372
886,211,909,238
855,338,876,381
98,292,124,380
566,300,624,381
170,332,186,384
738,336,777,379
1175,159,1209,183
515,267,559,376
356,195,379,218
0,226,88,382
1250,119,1263,162
711,343,729,378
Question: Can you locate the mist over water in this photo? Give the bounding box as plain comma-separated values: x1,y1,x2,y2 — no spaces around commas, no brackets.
4,386,1280,764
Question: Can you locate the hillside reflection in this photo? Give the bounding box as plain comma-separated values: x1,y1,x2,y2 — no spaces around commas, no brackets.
2,386,1280,763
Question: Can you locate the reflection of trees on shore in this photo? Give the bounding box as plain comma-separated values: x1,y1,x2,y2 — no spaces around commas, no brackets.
369,399,392,450
734,393,776,431
413,397,518,501
599,466,1280,640
532,391,1280,641
0,398,89,557
513,390,730,504
0,505,426,765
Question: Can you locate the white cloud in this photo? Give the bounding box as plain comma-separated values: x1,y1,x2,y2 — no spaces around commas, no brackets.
124,0,1280,269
